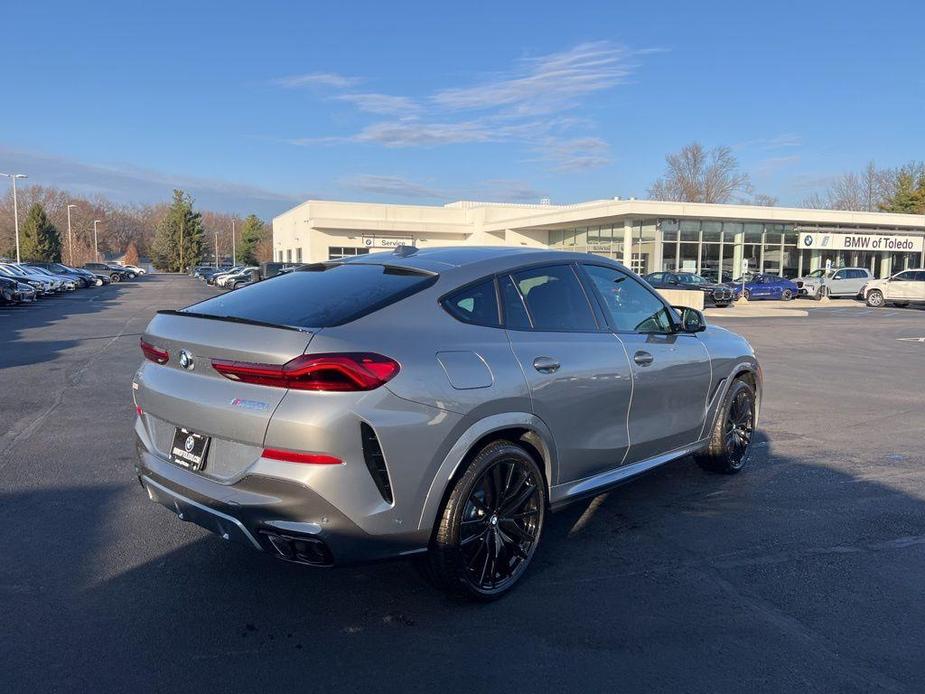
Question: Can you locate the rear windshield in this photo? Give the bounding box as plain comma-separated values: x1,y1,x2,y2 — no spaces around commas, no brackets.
183,263,437,328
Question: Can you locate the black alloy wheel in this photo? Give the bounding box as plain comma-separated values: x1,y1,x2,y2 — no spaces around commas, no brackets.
781,289,793,301
723,387,754,470
430,441,546,600
696,378,756,474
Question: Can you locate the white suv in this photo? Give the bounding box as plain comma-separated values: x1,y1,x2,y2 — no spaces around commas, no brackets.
863,269,925,307
796,267,871,299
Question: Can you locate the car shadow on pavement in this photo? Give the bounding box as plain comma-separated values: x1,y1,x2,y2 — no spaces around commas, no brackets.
0,283,130,369
3,430,924,692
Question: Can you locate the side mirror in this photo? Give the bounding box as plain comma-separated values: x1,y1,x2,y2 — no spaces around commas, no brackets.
674,306,707,333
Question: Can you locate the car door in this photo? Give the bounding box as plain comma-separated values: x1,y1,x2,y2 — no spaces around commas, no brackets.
580,263,713,464
501,264,634,484
885,271,915,301
911,271,925,302
829,269,850,295
749,275,771,298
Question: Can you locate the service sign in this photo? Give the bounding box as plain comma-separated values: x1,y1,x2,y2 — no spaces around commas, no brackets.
799,232,923,253
362,236,413,249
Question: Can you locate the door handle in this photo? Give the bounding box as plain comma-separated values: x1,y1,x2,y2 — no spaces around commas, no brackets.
633,350,654,367
532,356,560,374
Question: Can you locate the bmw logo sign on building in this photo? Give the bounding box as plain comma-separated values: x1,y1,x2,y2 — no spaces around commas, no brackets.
803,235,813,247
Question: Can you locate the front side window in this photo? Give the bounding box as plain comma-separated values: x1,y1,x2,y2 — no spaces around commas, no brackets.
892,271,912,281
583,264,676,334
508,265,597,331
442,279,500,327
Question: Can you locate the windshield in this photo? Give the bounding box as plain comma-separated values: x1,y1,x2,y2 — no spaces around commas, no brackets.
806,269,829,278
676,274,709,285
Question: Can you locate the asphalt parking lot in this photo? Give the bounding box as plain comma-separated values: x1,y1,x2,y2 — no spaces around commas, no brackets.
2,276,924,693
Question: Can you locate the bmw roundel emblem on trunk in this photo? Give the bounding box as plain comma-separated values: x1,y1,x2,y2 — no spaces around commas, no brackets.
184,435,196,452
178,350,194,370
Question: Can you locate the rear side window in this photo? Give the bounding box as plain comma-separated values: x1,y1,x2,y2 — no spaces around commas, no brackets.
442,279,500,327
509,265,597,331
498,275,531,330
184,263,436,328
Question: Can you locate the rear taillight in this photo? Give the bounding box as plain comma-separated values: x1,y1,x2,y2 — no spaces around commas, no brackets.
262,448,342,465
140,338,169,364
211,353,399,392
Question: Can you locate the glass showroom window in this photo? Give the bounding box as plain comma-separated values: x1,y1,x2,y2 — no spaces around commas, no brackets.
762,224,784,275
660,219,679,271
328,246,370,260
635,219,658,275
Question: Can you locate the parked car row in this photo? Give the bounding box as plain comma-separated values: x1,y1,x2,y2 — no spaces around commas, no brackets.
0,259,146,305
644,266,925,309
193,262,299,290
643,271,801,304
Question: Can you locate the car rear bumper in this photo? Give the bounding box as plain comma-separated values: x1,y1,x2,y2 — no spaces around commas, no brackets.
135,439,430,566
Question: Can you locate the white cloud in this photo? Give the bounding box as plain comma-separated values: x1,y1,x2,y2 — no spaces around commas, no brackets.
340,174,445,199
0,144,304,217
272,72,359,89
281,41,655,171
753,155,801,177
339,174,546,203
737,133,803,151
334,93,421,115
433,42,635,116
532,136,612,172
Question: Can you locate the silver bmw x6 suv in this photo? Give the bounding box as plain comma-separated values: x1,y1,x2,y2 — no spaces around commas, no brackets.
134,247,761,599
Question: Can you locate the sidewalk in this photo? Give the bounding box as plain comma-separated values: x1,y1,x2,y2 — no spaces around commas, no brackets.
704,296,866,318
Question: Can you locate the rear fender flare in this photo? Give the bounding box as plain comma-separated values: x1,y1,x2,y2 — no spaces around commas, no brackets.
416,412,557,533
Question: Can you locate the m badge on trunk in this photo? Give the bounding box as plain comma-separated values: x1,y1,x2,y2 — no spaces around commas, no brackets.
178,350,194,370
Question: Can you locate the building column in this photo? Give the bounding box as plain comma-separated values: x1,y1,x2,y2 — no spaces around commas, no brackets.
732,231,744,277
622,218,633,267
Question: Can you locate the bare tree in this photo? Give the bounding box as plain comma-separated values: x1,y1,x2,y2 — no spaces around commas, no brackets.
648,143,755,204
800,160,918,211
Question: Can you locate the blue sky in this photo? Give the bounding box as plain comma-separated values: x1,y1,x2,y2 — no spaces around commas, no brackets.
3,0,924,218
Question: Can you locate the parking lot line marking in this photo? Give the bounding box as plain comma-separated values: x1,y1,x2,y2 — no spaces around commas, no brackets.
896,337,925,343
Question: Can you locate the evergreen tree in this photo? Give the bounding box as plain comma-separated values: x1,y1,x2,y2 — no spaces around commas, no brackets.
152,190,205,271
238,214,265,265
880,171,925,214
20,203,62,261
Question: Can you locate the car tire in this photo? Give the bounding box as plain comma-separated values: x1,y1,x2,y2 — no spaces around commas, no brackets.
429,440,546,601
865,289,884,307
110,273,120,283
695,378,756,475
816,286,829,300
742,289,751,300
781,289,793,301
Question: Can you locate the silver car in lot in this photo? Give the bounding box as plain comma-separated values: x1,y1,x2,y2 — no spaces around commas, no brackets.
796,267,871,299
134,247,761,599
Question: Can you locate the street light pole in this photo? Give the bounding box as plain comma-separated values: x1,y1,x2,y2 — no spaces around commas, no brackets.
67,204,77,265
231,218,236,265
214,231,219,268
0,172,28,263
93,220,101,262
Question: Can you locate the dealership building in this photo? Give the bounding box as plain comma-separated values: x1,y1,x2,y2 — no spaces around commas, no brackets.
272,198,925,280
